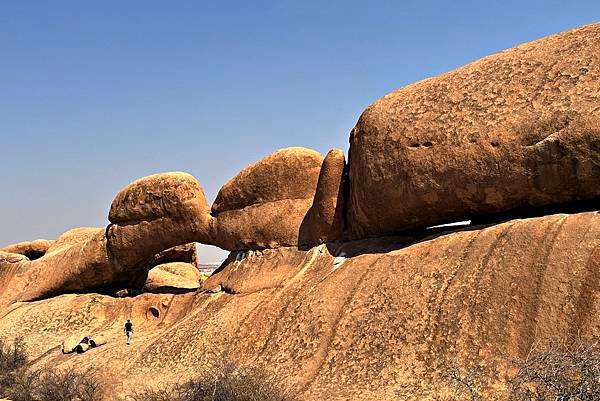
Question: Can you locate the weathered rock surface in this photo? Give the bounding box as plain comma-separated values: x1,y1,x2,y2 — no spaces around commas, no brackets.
0,224,202,308
0,227,113,309
148,243,199,268
144,262,202,292
301,148,346,245
210,147,324,250
2,239,53,260
107,172,213,269
212,147,323,214
1,212,598,400
347,23,600,239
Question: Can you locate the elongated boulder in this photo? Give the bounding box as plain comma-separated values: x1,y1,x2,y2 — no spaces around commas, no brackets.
2,239,53,260
0,227,114,309
211,147,324,250
300,149,346,245
347,23,600,239
144,262,202,292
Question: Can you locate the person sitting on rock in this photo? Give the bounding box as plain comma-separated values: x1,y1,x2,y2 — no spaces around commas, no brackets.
124,319,133,345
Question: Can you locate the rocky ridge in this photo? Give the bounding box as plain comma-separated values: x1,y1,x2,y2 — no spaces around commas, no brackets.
0,23,599,400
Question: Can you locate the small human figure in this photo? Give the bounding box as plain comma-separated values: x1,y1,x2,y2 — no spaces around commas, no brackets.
124,319,133,345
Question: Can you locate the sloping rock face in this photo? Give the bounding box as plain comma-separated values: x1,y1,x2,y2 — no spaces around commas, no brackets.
1,212,598,400
347,23,600,239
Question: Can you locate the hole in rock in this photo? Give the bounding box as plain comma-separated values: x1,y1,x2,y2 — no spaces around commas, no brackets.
490,140,500,147
196,243,227,276
24,250,46,260
422,141,433,148
148,306,160,319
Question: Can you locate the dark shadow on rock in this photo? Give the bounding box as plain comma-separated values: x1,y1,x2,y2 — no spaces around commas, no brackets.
144,286,199,295
324,197,599,258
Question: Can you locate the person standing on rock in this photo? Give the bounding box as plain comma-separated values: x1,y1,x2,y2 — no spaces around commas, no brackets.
124,319,133,345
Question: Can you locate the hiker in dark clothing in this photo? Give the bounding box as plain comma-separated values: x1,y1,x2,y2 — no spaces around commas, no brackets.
124,319,133,345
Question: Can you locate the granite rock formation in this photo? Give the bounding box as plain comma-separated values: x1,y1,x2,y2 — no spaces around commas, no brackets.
211,147,324,250
1,239,53,260
0,212,598,400
0,23,599,401
143,262,203,292
347,23,600,239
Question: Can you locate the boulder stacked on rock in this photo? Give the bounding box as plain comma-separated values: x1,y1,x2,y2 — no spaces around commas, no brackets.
143,262,204,292
347,23,600,239
300,148,346,245
107,172,214,269
148,243,199,268
210,147,324,249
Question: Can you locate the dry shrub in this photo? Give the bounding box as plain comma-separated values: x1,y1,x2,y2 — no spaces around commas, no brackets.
6,367,104,401
0,336,27,394
441,364,483,401
129,360,298,401
509,338,600,401
0,336,104,401
8,367,103,401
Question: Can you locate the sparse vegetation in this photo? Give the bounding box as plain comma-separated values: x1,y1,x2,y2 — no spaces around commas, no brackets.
441,364,483,401
128,361,298,401
441,338,600,401
508,338,600,401
0,337,104,401
0,336,27,391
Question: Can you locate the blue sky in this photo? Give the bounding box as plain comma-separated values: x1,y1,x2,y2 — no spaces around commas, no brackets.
1,1,598,262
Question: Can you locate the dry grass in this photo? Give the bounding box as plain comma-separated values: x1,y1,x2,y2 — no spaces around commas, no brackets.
128,360,298,401
0,337,104,401
0,336,27,393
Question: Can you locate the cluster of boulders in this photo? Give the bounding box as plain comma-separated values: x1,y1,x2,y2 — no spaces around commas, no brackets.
0,23,599,308
62,334,107,354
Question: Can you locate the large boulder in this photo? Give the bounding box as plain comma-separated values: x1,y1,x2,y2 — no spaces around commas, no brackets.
300,149,346,245
212,147,323,213
2,239,53,260
107,172,213,269
210,147,324,250
347,23,600,239
0,227,113,309
143,262,203,292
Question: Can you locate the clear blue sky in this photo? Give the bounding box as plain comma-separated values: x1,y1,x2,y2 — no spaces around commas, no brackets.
1,1,598,263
